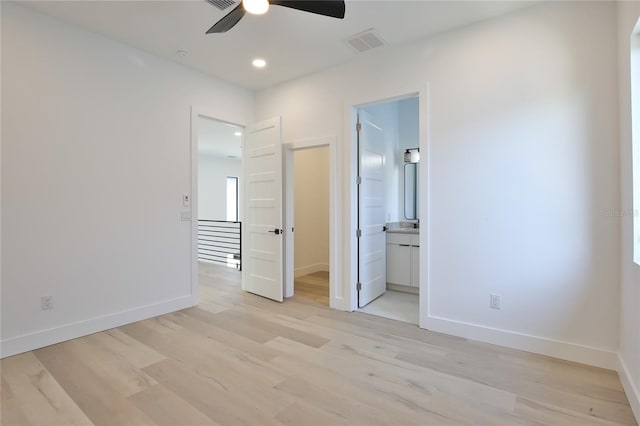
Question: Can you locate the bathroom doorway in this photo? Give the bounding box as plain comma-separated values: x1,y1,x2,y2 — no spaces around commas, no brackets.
355,96,420,325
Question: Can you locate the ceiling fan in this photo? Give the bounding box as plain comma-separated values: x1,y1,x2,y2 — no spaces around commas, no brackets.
206,0,346,34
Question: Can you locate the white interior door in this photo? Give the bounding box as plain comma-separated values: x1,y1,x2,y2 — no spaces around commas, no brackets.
357,110,387,307
243,117,284,302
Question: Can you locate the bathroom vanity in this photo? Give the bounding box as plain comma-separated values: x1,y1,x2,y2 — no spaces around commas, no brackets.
386,226,419,292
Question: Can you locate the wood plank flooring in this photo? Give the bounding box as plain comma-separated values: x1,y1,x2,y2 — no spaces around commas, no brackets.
293,271,329,306
1,263,636,425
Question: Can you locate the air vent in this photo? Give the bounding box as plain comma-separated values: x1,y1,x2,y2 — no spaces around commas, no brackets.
205,0,237,11
344,28,386,53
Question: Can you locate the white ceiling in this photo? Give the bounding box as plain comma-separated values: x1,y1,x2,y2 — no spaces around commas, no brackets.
20,0,536,90
198,116,243,158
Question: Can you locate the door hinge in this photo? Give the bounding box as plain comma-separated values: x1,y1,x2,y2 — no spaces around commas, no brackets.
356,122,362,132
356,229,362,238
356,176,362,185
356,282,362,291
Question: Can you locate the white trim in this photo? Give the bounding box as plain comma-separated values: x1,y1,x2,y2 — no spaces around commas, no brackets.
618,353,640,423
190,106,199,305
0,295,193,358
426,315,618,370
284,147,295,298
418,83,431,330
631,24,640,266
328,138,342,310
294,263,330,278
282,136,340,309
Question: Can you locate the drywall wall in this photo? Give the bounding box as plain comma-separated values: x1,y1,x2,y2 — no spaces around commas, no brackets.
617,0,640,420
398,98,420,152
256,1,620,367
0,3,253,357
397,97,420,221
293,147,330,277
198,155,241,221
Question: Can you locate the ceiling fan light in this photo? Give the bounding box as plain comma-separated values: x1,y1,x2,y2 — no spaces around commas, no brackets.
243,0,269,15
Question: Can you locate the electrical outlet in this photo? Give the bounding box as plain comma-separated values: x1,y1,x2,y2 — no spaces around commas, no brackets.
41,296,53,311
490,294,501,310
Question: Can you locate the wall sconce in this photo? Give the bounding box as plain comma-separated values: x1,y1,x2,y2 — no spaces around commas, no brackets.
404,148,420,163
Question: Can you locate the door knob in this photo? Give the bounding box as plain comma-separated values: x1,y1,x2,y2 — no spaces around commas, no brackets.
268,228,282,235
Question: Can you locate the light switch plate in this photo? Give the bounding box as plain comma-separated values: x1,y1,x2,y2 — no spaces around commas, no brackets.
490,294,501,310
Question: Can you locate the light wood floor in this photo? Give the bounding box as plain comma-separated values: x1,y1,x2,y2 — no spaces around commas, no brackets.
1,263,636,426
293,271,329,306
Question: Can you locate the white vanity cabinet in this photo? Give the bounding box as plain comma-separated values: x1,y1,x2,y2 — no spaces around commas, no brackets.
409,234,420,288
386,232,419,288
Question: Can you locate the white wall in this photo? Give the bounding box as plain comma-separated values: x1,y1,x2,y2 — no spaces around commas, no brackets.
256,1,621,368
0,3,253,357
293,147,330,277
397,97,420,221
617,0,640,420
198,155,241,221
398,97,420,152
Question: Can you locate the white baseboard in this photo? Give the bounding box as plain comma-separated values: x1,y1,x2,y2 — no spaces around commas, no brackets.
0,295,194,358
424,315,618,370
294,263,329,278
618,354,640,423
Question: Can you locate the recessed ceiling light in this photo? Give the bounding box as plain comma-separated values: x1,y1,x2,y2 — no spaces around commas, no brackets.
252,58,267,68
234,131,242,136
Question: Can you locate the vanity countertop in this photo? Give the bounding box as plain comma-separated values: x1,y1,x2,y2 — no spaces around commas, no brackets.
386,228,419,234
386,222,419,234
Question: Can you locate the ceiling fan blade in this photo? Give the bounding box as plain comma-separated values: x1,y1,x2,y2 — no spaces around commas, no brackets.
206,2,246,33
270,1,345,19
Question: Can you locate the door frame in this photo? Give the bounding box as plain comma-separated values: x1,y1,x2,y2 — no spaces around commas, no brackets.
190,106,246,305
283,136,339,308
342,87,430,329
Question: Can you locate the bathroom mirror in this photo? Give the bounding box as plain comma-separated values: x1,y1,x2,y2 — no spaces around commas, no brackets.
404,163,419,220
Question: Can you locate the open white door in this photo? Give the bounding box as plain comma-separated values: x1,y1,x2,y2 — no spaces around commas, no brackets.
243,117,284,302
357,110,387,307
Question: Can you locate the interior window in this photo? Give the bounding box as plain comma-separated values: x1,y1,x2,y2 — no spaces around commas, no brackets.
226,176,239,222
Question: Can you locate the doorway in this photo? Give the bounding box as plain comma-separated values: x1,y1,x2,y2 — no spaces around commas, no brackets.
287,146,330,306
283,136,338,308
354,96,420,325
192,113,244,301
